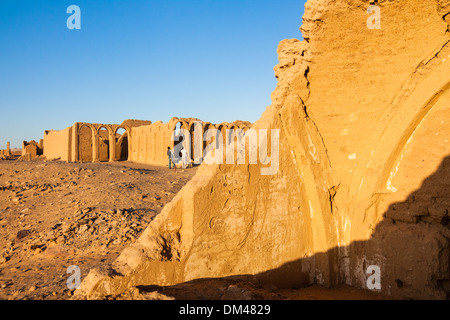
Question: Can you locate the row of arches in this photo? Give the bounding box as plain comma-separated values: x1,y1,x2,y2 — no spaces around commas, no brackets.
171,119,252,164
74,119,253,165
77,123,131,163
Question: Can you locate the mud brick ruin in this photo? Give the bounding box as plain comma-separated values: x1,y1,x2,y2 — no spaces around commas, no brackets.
74,0,450,300
42,118,251,166
1,0,449,301
0,142,11,159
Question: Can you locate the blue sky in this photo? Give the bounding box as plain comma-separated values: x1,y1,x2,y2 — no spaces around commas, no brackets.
0,0,305,148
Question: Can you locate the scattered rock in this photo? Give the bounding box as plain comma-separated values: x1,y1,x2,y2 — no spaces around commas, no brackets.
78,225,89,234
55,235,65,244
0,160,196,300
15,230,31,242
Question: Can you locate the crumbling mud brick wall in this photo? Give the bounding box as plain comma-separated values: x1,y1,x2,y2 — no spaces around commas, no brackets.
115,131,128,161
43,119,250,165
78,0,449,299
44,127,72,161
77,125,93,162
43,120,152,163
98,128,110,162
129,118,251,167
0,142,11,158
129,119,177,166
22,140,43,158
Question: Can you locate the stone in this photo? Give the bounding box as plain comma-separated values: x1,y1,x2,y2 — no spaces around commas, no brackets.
77,0,450,301
78,225,89,234
55,236,65,244
61,222,72,234
15,230,31,242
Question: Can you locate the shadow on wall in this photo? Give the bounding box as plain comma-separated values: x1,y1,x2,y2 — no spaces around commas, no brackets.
138,155,450,300
116,133,128,161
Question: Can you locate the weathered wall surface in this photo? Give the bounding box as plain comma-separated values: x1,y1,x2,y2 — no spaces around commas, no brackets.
0,142,11,158
42,119,250,165
78,125,93,162
116,132,128,161
78,0,450,299
22,140,44,159
43,128,72,161
129,120,175,166
42,120,151,163
129,118,252,166
98,129,110,162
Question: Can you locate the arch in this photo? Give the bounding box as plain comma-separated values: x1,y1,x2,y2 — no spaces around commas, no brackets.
347,51,450,234
78,123,96,136
114,126,129,136
173,121,185,161
187,121,204,164
96,125,113,136
172,120,189,133
115,126,130,161
359,81,450,230
98,126,110,162
227,125,238,146
202,123,214,152
376,82,450,195
77,124,95,162
278,93,339,286
174,121,182,135
215,124,227,150
189,122,196,162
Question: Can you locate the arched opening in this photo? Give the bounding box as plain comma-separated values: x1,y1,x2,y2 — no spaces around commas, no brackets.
227,126,237,146
98,127,110,162
174,122,182,136
173,122,184,162
115,127,129,161
203,123,213,152
189,123,196,162
216,125,226,150
78,125,93,162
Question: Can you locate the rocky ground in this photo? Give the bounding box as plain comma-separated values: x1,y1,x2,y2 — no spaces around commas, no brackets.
0,158,196,300
0,158,389,300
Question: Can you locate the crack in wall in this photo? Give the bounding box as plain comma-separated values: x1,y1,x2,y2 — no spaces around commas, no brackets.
418,39,450,68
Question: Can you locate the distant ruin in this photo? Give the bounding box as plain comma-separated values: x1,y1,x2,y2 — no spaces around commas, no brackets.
43,118,251,166
0,142,11,159
21,140,43,159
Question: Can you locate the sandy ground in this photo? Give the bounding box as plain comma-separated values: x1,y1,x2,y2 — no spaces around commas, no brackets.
0,158,196,300
0,159,389,300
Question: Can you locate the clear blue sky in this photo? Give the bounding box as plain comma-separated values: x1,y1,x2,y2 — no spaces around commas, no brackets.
0,0,305,148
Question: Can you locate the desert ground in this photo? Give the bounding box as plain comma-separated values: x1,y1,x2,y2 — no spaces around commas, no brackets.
0,158,388,300
0,158,196,300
